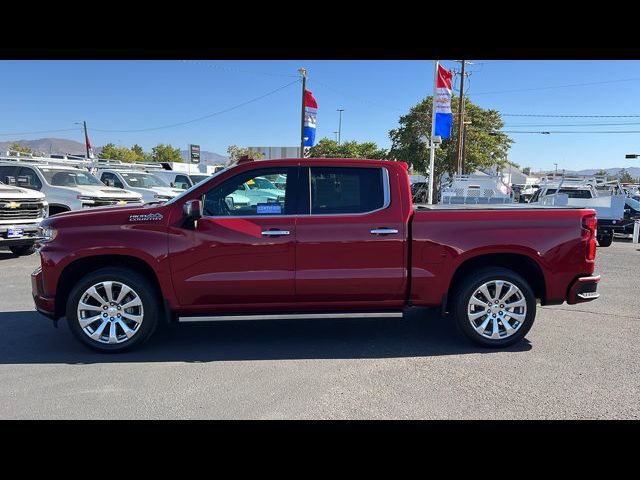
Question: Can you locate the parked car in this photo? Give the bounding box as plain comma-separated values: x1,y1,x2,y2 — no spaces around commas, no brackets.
96,168,184,203
32,158,600,352
0,158,142,215
233,176,285,206
0,181,47,255
150,170,196,190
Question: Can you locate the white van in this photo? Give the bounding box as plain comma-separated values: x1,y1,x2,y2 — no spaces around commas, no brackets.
0,157,143,215
0,181,47,255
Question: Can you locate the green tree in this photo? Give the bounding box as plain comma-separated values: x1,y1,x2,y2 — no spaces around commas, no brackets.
618,168,635,184
98,143,137,162
595,169,608,177
388,96,513,189
9,142,33,154
308,138,388,159
131,144,147,162
226,145,265,163
148,144,183,163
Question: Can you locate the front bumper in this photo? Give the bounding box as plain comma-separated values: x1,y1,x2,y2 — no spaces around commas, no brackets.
0,224,41,246
567,275,600,304
31,266,57,319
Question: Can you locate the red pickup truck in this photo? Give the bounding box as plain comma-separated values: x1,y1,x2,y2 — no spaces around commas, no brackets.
31,158,600,352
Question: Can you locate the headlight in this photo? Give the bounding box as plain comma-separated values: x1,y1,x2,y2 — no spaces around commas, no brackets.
39,226,58,243
153,195,171,200
77,195,97,202
42,201,49,218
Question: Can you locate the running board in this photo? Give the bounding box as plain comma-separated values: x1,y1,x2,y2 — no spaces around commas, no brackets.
178,312,404,322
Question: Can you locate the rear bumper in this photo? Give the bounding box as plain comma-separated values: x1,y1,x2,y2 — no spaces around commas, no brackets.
567,275,600,304
31,266,57,319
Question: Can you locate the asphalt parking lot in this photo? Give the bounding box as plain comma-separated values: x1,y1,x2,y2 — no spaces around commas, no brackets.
0,240,638,419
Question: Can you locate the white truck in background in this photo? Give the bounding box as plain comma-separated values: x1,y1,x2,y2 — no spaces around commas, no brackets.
0,181,47,256
0,156,143,215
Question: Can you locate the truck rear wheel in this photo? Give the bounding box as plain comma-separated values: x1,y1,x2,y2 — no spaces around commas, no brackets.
66,267,160,352
452,267,536,348
597,234,613,247
9,245,36,256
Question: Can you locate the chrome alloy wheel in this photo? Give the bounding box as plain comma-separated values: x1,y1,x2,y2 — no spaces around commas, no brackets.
76,281,144,345
467,280,527,340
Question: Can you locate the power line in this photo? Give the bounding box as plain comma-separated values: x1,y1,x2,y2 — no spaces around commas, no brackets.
504,121,640,127
180,60,300,78
474,77,640,95
0,127,80,137
502,114,640,118
501,130,640,134
90,79,300,133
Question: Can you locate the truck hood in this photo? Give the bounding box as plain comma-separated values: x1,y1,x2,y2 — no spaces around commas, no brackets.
41,203,169,228
52,185,142,199
0,185,46,201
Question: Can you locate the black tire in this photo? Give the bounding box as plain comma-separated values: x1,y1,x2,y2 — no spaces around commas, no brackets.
597,234,613,247
66,267,160,353
9,244,36,256
451,267,536,348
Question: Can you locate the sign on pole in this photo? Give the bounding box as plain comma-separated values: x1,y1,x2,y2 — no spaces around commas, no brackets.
189,144,201,164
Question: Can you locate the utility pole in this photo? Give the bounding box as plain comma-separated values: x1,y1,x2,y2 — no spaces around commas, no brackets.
82,121,90,159
455,60,467,175
554,163,558,178
298,68,307,157
337,108,344,145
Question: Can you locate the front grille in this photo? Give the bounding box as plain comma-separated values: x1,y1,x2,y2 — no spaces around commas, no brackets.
84,198,141,208
0,201,44,220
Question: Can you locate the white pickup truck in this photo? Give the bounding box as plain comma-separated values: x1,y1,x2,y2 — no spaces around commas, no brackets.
0,181,47,255
0,158,143,215
96,168,184,203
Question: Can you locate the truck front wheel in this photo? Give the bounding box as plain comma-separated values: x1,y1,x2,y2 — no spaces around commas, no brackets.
452,267,536,348
66,267,160,352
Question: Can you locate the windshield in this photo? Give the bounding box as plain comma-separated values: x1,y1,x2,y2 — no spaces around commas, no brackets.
189,175,209,184
120,172,169,188
165,168,228,205
558,189,593,199
40,168,104,186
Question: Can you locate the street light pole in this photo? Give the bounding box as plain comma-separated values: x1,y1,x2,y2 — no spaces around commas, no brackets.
337,108,344,145
554,163,558,178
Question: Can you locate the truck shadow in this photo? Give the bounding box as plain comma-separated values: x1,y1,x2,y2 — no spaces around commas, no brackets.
0,308,531,365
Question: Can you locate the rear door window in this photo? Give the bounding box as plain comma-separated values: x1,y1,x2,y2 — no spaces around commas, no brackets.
309,167,385,215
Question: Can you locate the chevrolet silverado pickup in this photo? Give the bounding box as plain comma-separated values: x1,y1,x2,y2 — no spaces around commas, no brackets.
31,158,601,352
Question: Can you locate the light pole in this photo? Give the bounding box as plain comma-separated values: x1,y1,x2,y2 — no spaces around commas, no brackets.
554,163,558,178
337,108,344,145
333,131,339,142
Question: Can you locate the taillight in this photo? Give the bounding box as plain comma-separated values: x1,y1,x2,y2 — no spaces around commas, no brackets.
582,214,597,261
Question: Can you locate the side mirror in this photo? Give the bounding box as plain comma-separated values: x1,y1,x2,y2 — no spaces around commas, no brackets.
183,199,203,221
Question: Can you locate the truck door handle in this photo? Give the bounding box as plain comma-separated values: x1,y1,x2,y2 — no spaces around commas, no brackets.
370,228,399,235
261,230,290,236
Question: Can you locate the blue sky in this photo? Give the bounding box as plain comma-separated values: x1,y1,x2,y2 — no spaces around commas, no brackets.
1,60,640,172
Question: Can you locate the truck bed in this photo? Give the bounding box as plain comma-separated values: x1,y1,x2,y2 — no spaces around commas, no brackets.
414,203,585,211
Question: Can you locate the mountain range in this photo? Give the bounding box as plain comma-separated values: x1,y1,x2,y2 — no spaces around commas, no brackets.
0,138,229,165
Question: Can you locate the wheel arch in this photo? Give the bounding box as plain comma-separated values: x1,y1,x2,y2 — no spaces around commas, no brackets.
56,254,169,321
446,253,546,313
